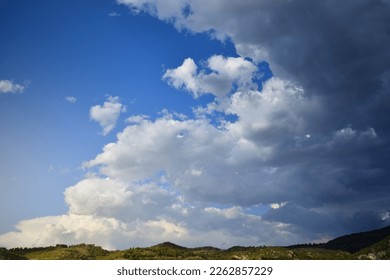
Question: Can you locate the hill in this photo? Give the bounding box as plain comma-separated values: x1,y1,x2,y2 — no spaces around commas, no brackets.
321,225,390,253
1,225,389,260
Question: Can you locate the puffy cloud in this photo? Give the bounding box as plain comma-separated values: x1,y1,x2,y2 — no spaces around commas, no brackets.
0,213,293,250
163,55,258,98
64,177,132,216
0,215,131,250
90,96,126,135
0,176,301,249
0,80,25,94
163,58,199,95
83,78,317,206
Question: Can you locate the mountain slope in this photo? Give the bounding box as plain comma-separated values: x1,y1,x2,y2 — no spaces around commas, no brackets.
321,225,390,253
355,236,390,260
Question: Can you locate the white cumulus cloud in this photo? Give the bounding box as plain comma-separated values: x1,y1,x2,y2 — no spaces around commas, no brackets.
163,55,258,98
90,96,126,135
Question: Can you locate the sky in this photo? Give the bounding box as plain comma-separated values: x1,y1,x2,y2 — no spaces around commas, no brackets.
0,0,389,250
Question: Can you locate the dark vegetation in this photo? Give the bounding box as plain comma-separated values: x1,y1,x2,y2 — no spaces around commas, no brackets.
1,226,389,260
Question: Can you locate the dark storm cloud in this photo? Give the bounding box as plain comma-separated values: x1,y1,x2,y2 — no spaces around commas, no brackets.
239,0,390,235
233,0,390,131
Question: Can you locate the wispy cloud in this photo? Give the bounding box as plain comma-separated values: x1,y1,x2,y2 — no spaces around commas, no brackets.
108,11,121,17
65,96,77,103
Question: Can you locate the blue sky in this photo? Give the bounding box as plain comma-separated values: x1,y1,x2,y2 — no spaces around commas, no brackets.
1,0,389,249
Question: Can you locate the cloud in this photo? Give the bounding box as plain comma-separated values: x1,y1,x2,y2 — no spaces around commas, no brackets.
117,0,189,24
119,0,390,129
65,96,77,103
163,55,258,98
90,96,126,135
0,80,25,94
64,177,132,216
108,12,121,17
0,214,131,250
0,175,301,249
81,73,387,241
115,0,390,235
1,76,313,248
84,77,317,206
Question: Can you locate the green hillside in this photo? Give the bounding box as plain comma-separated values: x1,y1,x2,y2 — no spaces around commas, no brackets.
1,226,389,260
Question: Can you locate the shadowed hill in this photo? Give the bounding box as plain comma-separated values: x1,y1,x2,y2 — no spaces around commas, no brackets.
355,236,390,259
321,226,390,253
0,247,27,260
151,242,188,250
